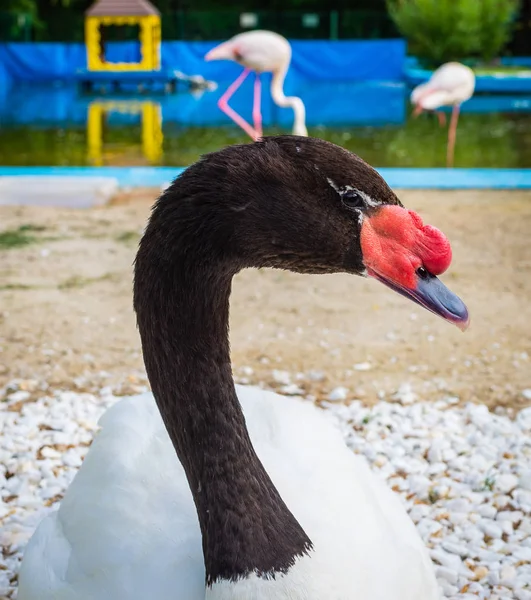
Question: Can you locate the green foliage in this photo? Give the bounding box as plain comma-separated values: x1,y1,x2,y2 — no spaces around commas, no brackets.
477,0,520,62
3,0,38,17
386,0,520,65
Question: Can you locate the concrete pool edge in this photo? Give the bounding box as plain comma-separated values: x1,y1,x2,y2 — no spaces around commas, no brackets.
1,167,531,190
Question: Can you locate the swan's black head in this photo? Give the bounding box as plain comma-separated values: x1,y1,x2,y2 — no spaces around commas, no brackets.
137,135,468,329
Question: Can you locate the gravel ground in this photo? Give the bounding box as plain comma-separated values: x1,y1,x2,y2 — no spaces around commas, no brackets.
1,372,531,599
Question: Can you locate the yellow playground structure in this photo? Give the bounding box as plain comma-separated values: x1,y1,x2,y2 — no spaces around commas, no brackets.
77,0,183,92
85,0,161,72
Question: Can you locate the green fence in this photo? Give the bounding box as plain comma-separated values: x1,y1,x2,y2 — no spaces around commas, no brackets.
0,9,398,42
162,10,399,41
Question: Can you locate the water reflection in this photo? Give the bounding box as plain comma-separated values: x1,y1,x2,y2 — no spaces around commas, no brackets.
87,100,163,165
0,80,409,128
0,81,530,168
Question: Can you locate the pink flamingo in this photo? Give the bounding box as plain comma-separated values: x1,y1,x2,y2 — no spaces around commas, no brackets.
205,30,307,140
411,62,475,168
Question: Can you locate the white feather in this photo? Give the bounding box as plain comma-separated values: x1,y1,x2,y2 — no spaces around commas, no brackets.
18,386,440,599
411,62,475,109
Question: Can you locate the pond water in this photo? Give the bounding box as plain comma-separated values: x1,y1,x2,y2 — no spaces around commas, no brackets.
0,81,530,168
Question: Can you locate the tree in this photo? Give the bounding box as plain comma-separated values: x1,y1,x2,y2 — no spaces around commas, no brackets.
386,0,520,65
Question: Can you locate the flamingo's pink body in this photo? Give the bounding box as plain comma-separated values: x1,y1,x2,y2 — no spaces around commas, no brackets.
205,30,307,140
411,62,475,167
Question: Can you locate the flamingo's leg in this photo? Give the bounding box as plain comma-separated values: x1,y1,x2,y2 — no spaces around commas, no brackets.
436,111,446,127
412,104,423,118
217,68,260,141
446,104,460,168
252,73,263,139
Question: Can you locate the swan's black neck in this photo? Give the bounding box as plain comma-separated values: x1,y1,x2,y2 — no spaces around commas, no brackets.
133,183,312,585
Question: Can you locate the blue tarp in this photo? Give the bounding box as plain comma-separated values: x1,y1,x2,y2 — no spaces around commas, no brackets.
0,58,11,98
0,39,406,83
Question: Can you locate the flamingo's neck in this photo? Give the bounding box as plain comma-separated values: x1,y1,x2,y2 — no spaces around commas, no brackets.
271,66,307,137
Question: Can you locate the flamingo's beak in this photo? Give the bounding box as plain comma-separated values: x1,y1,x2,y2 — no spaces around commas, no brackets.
205,43,233,62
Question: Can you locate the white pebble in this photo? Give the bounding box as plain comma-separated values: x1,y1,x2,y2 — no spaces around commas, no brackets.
441,541,470,558
500,564,517,587
479,519,503,539
327,387,348,402
519,471,531,491
306,370,325,382
271,370,291,385
7,390,31,403
436,566,458,585
495,474,519,494
280,384,304,396
353,362,371,371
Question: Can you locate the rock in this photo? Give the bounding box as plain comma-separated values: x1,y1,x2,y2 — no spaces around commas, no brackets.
353,362,371,371
306,370,325,382
479,519,504,539
327,387,349,402
495,474,519,494
271,370,291,385
473,565,489,580
430,548,461,569
499,564,517,587
514,546,531,562
478,504,497,518
7,390,31,404
519,471,531,491
497,510,523,523
441,541,470,558
446,498,470,513
392,382,417,405
436,566,458,585
280,384,304,396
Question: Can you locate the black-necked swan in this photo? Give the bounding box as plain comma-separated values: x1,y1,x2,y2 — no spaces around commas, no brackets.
18,136,468,600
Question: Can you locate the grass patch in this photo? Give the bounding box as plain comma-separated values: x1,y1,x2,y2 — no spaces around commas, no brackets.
482,475,496,491
428,488,441,504
0,228,36,249
58,272,120,290
474,66,531,76
0,283,35,291
82,232,107,240
0,224,48,249
116,231,140,244
18,224,47,232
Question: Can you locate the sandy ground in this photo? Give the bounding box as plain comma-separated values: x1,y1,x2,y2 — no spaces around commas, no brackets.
0,188,530,409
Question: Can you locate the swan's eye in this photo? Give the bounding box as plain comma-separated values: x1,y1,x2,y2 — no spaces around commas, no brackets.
416,266,429,280
341,190,364,209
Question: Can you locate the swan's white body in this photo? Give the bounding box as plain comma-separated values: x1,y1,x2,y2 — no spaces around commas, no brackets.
411,62,475,110
19,386,439,599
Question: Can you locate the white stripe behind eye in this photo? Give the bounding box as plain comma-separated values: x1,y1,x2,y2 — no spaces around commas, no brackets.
326,178,378,207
